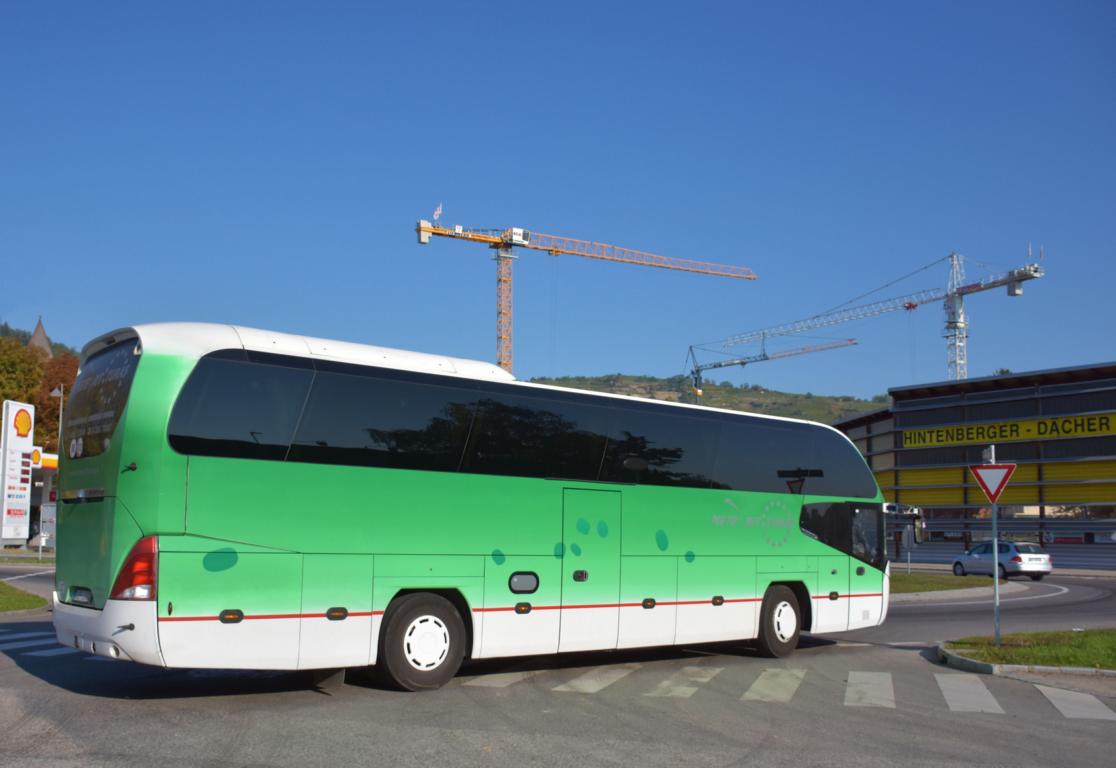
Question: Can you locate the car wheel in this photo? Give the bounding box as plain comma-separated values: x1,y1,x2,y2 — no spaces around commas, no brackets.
1029,574,1045,581
378,593,466,691
998,563,1007,580
756,585,800,658
952,562,966,577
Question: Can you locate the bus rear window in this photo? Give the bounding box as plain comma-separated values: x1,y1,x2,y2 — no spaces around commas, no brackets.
63,338,141,459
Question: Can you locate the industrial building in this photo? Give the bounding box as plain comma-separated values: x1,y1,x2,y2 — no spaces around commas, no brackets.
835,362,1116,543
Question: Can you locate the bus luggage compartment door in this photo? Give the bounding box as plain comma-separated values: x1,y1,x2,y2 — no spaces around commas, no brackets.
558,489,621,653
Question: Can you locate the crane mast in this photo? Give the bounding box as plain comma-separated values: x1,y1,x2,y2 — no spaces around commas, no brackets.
712,253,1042,380
417,219,756,372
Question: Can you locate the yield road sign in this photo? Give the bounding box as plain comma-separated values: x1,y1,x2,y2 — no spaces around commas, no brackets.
969,464,1017,503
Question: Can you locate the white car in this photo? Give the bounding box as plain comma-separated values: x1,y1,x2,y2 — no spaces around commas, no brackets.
953,541,1053,581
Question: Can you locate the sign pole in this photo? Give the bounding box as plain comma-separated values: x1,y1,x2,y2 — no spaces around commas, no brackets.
988,444,1001,647
971,449,1014,648
907,520,912,575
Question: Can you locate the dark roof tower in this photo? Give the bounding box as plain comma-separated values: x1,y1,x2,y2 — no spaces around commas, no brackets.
27,317,53,358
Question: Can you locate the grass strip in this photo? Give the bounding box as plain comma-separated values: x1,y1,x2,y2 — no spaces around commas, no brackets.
0,557,55,565
890,572,1004,593
947,629,1116,670
0,581,48,612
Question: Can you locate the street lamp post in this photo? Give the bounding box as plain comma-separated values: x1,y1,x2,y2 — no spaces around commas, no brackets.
50,384,64,456
46,384,64,559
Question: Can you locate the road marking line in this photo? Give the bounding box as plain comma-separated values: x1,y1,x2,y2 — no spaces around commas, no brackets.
742,668,805,703
552,663,640,693
462,670,544,688
0,632,54,642
1,570,55,582
845,671,895,708
1035,684,1116,720
24,646,80,658
645,666,724,698
923,583,1070,607
935,673,1004,713
0,638,61,652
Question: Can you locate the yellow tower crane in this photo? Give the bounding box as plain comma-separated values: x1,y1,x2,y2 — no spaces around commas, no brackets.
417,219,756,372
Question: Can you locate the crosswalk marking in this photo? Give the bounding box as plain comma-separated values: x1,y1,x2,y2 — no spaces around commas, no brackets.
742,668,805,703
463,670,544,688
0,632,55,642
935,673,1003,713
553,663,640,693
1036,684,1116,721
24,646,80,658
845,671,895,708
645,666,724,698
0,638,61,652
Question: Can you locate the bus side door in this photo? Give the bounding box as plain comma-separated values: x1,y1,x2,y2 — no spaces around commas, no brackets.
558,489,621,652
813,555,849,633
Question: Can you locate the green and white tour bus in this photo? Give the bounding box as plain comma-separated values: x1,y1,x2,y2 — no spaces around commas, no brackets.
53,323,888,690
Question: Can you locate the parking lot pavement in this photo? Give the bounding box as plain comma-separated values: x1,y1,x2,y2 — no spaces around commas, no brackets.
2,620,1113,768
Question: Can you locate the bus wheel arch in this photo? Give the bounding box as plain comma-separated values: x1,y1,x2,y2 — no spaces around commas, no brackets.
377,590,470,691
387,588,475,660
768,580,811,633
756,583,804,658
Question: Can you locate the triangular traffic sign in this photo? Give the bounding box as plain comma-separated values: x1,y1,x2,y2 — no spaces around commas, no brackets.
969,463,1017,503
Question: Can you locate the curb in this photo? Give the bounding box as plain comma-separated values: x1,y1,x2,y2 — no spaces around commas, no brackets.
937,642,1116,677
891,580,1028,604
0,605,51,619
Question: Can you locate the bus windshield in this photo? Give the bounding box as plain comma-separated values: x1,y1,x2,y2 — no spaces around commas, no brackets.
63,338,141,459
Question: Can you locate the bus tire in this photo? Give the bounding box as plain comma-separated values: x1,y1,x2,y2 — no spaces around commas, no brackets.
378,593,466,691
756,585,800,658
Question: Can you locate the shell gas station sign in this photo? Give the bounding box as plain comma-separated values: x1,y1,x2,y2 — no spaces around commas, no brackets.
1,400,35,542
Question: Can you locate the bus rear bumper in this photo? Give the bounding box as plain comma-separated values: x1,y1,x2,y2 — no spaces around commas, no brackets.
52,592,165,666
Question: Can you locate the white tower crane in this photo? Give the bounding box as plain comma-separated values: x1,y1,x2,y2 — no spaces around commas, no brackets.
695,252,1043,384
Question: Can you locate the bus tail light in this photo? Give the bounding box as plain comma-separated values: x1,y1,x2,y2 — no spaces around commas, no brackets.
110,536,158,600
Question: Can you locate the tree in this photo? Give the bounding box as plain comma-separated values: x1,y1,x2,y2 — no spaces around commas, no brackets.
0,337,42,404
32,353,79,452
994,368,1013,376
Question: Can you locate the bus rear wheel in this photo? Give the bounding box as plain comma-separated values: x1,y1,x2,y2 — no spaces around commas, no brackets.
756,585,801,658
378,593,466,691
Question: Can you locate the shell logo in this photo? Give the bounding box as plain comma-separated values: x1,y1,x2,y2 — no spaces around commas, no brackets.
13,408,32,438
31,448,41,465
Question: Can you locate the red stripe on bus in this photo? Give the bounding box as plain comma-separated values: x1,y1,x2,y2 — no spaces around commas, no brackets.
473,597,763,613
158,609,385,623
811,593,883,600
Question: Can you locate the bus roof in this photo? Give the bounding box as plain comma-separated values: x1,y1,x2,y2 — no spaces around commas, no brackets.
82,322,515,383
81,322,840,435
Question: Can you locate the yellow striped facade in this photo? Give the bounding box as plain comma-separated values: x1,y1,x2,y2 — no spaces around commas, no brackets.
873,461,1115,507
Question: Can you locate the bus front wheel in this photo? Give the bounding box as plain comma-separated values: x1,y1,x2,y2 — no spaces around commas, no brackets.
756,585,801,658
378,593,466,691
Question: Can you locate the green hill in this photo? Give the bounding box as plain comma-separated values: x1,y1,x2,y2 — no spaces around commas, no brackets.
529,374,887,425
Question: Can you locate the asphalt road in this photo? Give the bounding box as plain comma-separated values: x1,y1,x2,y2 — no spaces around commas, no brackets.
1,573,1113,767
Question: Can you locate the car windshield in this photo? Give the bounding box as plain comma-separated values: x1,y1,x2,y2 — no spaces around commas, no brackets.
1016,543,1044,554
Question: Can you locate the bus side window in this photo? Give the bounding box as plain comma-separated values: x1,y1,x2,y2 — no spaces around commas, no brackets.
462,388,611,481
288,368,477,472
168,354,314,461
711,419,810,494
599,406,718,488
804,429,878,499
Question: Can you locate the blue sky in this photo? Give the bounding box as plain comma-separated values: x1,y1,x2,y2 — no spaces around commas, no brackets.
2,1,1113,399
